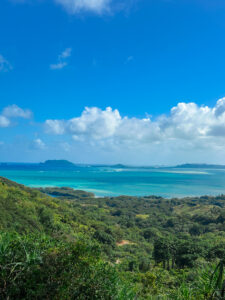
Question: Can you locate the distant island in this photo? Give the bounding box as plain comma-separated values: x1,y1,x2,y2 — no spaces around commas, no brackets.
40,160,76,168
39,161,128,169
1,160,225,170
0,160,129,170
0,160,78,170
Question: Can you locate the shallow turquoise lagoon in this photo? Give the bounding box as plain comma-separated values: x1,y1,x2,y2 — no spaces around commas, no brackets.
0,167,225,198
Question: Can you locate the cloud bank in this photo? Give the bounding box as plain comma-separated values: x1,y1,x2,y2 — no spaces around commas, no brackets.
3,99,225,164
45,98,225,150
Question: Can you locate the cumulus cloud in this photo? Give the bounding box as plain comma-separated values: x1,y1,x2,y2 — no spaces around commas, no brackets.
50,48,72,70
0,54,12,72
32,138,46,150
0,104,32,128
54,0,111,14
2,104,32,119
44,98,225,151
45,119,66,134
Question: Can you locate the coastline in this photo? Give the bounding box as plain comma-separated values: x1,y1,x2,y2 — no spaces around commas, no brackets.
1,165,225,199
1,175,224,200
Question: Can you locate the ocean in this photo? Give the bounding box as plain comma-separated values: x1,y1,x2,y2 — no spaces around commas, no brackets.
1,166,225,198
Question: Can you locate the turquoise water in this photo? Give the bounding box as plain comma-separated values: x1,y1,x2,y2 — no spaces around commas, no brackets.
1,167,225,198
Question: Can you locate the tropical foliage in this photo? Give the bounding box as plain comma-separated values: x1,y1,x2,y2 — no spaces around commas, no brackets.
1,176,225,299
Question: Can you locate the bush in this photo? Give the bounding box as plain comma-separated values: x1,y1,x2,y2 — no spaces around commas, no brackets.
0,232,135,299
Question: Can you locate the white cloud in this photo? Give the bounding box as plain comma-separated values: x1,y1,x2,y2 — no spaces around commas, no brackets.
10,0,133,16
0,54,12,72
3,99,225,164
45,119,66,134
54,0,111,14
32,138,46,150
69,107,121,140
60,48,72,58
50,48,72,70
2,104,32,119
44,106,161,144
0,104,32,128
44,98,225,152
50,62,68,70
0,116,10,128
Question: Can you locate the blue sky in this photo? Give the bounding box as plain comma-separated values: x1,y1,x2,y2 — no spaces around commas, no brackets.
1,0,225,164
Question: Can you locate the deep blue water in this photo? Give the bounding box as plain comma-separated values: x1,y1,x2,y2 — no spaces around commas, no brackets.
1,166,225,198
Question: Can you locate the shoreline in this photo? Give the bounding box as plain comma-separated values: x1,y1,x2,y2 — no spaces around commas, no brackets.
1,171,225,200
33,183,225,200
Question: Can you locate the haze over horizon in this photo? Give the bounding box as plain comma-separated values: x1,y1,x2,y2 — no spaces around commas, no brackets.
1,0,225,164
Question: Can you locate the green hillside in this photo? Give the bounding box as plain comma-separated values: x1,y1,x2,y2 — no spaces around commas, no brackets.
1,176,225,299
0,177,91,235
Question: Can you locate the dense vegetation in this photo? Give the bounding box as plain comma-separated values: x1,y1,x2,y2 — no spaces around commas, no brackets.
1,176,225,299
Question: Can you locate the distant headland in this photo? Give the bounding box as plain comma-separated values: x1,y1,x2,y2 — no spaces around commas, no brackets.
0,160,77,170
1,160,225,170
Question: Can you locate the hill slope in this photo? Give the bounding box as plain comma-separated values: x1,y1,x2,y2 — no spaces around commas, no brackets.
0,176,94,235
2,176,225,299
